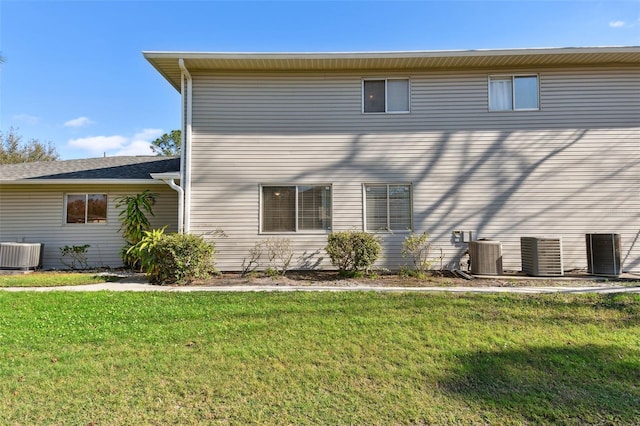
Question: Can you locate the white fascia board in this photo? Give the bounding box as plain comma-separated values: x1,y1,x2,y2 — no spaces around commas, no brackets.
142,46,640,60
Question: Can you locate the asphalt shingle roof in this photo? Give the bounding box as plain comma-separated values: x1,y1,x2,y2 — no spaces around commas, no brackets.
0,156,180,181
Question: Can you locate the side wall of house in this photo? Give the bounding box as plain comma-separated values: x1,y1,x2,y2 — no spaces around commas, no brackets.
188,66,640,273
0,184,178,269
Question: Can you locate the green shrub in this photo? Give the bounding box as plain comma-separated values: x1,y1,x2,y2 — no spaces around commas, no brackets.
59,244,90,270
326,231,381,276
402,231,432,277
130,229,215,285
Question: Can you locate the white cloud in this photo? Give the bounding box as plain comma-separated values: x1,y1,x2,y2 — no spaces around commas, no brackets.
68,135,128,153
11,114,39,125
64,116,94,128
67,128,164,157
133,128,164,142
609,20,625,28
114,140,155,156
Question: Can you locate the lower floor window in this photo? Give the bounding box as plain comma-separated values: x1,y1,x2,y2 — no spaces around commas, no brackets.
65,194,107,224
365,184,412,231
262,185,332,232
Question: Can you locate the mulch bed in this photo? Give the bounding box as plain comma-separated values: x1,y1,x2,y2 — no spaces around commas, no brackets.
187,270,639,288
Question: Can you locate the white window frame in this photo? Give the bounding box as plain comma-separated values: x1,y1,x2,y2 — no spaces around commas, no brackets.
362,78,411,114
488,74,540,111
362,183,413,233
260,184,333,234
64,193,108,225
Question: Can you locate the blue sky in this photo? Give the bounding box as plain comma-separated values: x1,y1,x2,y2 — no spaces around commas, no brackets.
1,0,638,159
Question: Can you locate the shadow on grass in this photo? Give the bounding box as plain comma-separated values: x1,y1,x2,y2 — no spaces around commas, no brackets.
96,274,125,283
441,344,640,424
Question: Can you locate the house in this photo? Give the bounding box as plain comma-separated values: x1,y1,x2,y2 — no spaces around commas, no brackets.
143,47,637,273
0,156,180,269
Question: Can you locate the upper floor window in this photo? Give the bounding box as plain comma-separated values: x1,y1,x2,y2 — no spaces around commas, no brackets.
489,75,539,111
364,184,412,232
363,79,410,113
65,194,107,224
261,185,332,232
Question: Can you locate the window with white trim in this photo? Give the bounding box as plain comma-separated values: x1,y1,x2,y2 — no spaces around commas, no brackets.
65,194,107,224
364,184,412,231
261,185,332,232
489,75,539,111
363,78,410,113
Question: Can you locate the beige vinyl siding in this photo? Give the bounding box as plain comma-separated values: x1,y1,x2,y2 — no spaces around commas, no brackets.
0,185,178,269
188,66,639,272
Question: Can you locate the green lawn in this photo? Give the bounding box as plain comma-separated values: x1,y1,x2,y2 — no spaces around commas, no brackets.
1,291,638,424
0,271,120,287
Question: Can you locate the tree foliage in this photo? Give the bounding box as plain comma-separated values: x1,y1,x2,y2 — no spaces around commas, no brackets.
150,129,181,156
0,128,60,164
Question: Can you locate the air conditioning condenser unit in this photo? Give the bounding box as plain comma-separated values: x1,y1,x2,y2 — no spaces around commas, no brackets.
520,237,563,277
586,233,621,277
469,240,503,275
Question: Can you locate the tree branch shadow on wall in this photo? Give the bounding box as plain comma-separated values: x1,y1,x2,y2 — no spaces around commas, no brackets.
194,127,639,271
439,344,640,423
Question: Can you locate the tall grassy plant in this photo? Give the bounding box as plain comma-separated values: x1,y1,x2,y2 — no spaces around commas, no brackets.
115,190,157,268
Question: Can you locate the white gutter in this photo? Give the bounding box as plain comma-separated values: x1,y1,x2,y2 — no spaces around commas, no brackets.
178,58,192,234
150,172,184,234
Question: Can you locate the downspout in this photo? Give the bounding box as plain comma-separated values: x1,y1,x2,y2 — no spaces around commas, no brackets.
151,174,184,234
164,178,184,234
178,58,192,233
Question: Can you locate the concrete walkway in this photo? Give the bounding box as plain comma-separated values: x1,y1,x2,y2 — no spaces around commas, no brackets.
2,280,640,294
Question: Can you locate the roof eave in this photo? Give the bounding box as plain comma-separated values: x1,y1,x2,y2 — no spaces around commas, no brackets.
0,179,169,185
143,46,640,91
142,46,640,60
151,172,181,180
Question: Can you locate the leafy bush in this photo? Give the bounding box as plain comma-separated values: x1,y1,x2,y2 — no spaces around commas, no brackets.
154,233,216,285
127,227,167,280
326,231,381,276
59,244,90,270
402,231,432,277
129,229,215,285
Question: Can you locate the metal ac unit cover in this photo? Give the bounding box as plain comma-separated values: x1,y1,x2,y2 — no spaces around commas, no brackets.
586,233,621,277
520,237,564,277
0,242,43,270
469,240,503,275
